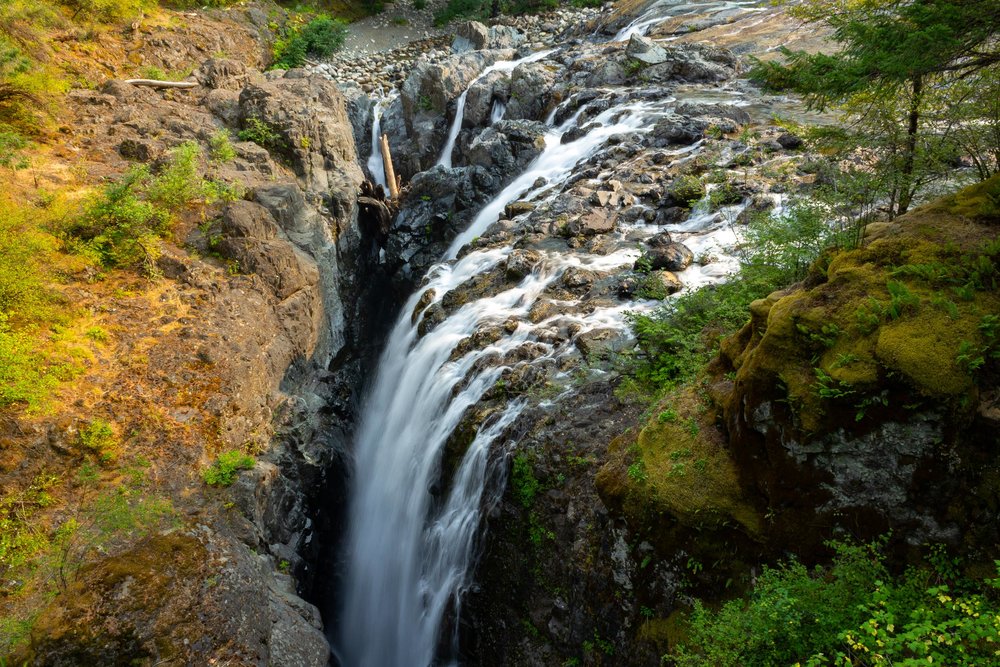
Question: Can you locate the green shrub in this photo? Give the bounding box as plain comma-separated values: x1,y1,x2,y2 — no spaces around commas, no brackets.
627,202,856,392
670,541,1000,667
145,140,202,210
0,125,29,171
511,453,539,508
202,450,255,487
78,419,118,463
70,166,169,271
413,0,427,9
208,128,236,162
238,116,285,151
271,15,348,70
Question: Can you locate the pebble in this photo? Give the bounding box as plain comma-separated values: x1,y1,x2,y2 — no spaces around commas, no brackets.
309,5,609,93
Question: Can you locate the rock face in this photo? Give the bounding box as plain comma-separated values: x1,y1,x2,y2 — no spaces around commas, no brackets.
18,52,388,667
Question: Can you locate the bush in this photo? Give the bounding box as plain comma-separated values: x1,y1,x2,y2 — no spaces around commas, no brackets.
670,541,1000,667
78,419,119,463
208,129,236,163
145,141,202,209
271,15,348,70
70,166,169,271
238,116,285,151
202,450,255,486
627,202,856,392
69,141,210,271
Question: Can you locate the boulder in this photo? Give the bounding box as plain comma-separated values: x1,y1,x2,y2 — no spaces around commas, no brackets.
488,25,525,50
505,249,542,281
452,21,489,53
640,241,694,272
625,34,668,65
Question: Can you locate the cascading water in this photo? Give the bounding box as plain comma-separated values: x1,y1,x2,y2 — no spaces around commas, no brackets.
490,99,506,125
336,5,767,658
367,95,389,190
437,49,554,169
338,89,690,666
615,0,765,41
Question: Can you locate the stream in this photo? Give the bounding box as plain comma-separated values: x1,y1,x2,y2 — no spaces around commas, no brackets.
336,2,770,664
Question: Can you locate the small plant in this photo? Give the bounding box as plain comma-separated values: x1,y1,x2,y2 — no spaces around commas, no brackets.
814,367,855,399
208,129,236,163
413,0,426,8
146,141,203,210
271,15,349,70
627,459,647,482
78,419,118,463
884,280,919,319
202,450,255,487
239,116,285,152
84,326,108,343
511,453,539,508
658,408,678,423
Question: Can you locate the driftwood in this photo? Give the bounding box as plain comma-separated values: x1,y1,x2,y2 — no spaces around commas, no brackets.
123,79,199,89
380,133,400,200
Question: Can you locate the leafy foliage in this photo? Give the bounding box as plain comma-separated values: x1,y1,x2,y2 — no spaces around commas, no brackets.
627,203,855,391
271,15,348,70
670,541,1000,667
202,450,255,486
751,0,1000,216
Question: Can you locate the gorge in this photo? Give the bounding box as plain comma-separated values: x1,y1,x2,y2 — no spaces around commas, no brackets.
0,1,998,666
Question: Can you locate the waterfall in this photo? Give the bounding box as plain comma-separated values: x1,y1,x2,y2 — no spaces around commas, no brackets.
338,96,678,667
437,49,554,169
490,99,506,124
615,0,765,41
367,95,388,190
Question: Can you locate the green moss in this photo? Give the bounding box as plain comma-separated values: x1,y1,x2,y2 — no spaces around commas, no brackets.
606,389,762,537
944,173,1000,220
875,308,979,397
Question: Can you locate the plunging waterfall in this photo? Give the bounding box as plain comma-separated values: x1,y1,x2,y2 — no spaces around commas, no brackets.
437,49,554,169
367,96,388,190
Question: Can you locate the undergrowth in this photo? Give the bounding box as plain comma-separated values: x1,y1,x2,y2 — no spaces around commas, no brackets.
670,540,1000,667
625,202,856,393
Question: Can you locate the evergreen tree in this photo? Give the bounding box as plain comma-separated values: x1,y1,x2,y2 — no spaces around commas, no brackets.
753,0,1000,216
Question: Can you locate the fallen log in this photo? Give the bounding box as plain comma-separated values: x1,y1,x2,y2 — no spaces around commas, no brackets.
123,79,199,89
380,133,399,200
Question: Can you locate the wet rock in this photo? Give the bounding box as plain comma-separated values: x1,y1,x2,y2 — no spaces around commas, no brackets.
504,200,535,218
777,132,804,150
562,266,598,290
452,21,489,53
507,62,557,122
649,113,707,146
464,119,547,182
571,210,617,236
625,34,668,65
641,242,694,272
464,70,511,128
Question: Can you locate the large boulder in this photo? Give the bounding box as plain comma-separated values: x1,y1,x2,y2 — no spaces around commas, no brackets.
506,61,558,122
452,20,489,52
237,72,363,196
463,119,548,183
625,34,668,65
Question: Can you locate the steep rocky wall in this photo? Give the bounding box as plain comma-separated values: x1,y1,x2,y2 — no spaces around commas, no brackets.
13,51,388,665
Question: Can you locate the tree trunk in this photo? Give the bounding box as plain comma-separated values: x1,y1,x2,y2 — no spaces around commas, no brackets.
895,74,922,216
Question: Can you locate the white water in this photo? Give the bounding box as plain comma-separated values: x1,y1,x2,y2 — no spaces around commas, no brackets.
615,0,764,41
437,49,554,169
367,96,389,190
490,99,507,124
339,8,759,663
